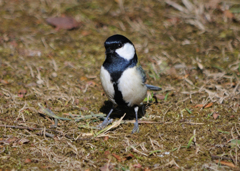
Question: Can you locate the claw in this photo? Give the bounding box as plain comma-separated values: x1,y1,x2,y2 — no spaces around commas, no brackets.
97,108,114,129
132,121,139,133
97,118,113,129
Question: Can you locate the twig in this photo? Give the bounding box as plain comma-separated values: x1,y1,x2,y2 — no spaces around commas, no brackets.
38,103,71,121
121,120,172,124
65,134,92,141
131,145,148,156
0,124,65,139
36,131,55,138
211,155,240,163
0,124,42,131
16,101,27,122
41,37,48,48
27,63,34,78
180,122,204,125
95,114,126,137
153,159,180,169
0,124,92,141
0,124,60,133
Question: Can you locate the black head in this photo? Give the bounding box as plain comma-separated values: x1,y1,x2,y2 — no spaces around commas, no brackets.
102,34,138,83
104,34,136,60
104,34,133,49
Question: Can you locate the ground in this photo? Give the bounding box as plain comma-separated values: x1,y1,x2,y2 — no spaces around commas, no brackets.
0,0,240,170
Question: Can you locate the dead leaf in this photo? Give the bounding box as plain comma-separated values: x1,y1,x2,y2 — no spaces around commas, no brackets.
154,94,165,100
74,99,79,105
224,10,234,19
104,151,111,156
18,89,27,98
112,153,122,162
104,136,109,141
133,163,142,168
87,81,96,86
213,113,219,119
24,158,31,163
213,160,235,168
81,31,91,36
41,165,53,169
18,138,30,145
46,16,80,30
204,102,213,108
143,167,151,171
7,137,18,143
0,79,9,85
80,76,88,81
194,104,204,108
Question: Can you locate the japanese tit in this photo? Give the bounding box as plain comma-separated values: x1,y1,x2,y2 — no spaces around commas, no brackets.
98,34,161,133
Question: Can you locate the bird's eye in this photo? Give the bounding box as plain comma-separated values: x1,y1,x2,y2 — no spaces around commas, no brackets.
118,43,122,48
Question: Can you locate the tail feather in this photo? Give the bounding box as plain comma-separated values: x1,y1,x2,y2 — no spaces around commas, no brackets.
146,84,162,91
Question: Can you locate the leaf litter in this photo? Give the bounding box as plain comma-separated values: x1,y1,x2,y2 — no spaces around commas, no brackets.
0,0,240,170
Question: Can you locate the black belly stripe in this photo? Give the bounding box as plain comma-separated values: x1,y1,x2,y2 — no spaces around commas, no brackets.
113,83,127,105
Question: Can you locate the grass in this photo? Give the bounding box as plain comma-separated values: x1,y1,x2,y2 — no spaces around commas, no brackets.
0,0,240,170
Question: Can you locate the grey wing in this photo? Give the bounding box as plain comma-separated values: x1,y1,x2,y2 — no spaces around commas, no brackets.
136,65,146,83
136,65,162,91
145,84,162,91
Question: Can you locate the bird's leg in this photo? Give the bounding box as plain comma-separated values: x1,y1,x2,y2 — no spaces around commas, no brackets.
132,106,139,133
97,108,114,129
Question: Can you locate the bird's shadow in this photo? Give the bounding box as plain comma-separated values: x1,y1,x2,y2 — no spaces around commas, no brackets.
99,100,150,120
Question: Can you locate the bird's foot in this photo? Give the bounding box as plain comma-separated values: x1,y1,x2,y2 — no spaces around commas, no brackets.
131,122,139,133
97,118,113,129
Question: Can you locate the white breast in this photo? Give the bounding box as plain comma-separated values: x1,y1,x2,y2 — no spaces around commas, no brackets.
118,67,147,107
100,66,116,104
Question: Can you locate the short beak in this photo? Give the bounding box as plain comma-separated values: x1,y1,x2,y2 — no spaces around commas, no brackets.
105,48,114,54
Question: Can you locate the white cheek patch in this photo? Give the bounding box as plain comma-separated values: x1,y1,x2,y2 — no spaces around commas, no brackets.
115,43,135,60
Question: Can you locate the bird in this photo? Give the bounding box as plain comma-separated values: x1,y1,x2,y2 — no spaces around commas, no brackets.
98,34,161,133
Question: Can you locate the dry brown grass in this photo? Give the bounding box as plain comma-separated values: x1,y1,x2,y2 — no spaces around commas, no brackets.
0,0,239,170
